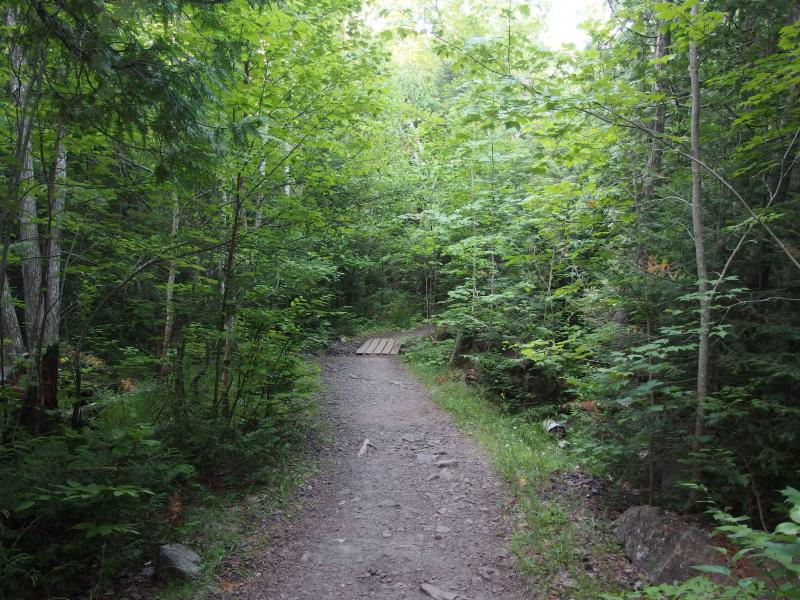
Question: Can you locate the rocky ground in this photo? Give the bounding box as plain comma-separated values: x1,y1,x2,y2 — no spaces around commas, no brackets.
229,346,531,600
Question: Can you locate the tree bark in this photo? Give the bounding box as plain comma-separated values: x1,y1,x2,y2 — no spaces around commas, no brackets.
9,9,43,355
641,23,671,501
254,160,265,228
0,278,24,382
213,183,241,415
688,3,711,494
641,28,670,203
38,128,66,412
160,191,181,363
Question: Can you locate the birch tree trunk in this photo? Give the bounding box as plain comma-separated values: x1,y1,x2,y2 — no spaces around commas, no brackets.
160,191,181,363
39,127,66,411
688,2,711,492
8,9,42,355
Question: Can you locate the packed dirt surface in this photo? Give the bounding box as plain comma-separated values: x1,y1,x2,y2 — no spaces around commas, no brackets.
233,347,531,599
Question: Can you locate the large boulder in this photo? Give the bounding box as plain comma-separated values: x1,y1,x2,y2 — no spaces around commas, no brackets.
614,505,727,585
158,543,201,579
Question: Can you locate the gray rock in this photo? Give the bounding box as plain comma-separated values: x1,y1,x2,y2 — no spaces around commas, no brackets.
435,459,459,468
158,543,201,579
416,453,438,465
614,505,728,585
435,525,451,534
420,582,460,600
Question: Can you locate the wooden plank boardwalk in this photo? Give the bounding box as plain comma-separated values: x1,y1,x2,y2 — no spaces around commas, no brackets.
356,337,401,355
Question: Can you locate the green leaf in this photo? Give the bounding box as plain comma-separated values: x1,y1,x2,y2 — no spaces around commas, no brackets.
691,565,730,577
15,500,36,512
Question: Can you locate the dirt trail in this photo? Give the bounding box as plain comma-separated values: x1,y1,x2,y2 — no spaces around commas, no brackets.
235,349,530,600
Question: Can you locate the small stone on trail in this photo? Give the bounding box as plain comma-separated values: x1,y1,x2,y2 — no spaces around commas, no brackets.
416,453,437,465
357,438,376,457
477,566,497,581
435,525,451,534
420,582,460,600
158,543,201,579
559,571,578,589
436,459,459,468
382,529,392,538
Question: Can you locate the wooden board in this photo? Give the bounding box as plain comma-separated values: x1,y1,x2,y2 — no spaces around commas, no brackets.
356,337,402,355
363,338,382,354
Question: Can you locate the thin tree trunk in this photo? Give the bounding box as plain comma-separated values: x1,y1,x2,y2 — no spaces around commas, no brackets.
213,181,242,415
641,28,670,204
160,191,181,363
642,24,671,502
688,3,711,494
254,160,265,228
284,143,292,196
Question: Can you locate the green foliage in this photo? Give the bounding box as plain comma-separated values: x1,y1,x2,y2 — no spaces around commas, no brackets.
2,0,800,595
361,0,800,533
1,0,386,595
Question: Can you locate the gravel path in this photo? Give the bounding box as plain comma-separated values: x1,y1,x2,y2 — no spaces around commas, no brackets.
235,352,530,600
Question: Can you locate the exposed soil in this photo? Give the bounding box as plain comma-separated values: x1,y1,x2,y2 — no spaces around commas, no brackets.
230,344,531,599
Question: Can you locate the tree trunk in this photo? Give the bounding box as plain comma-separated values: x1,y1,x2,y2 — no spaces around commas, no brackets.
39,127,66,412
641,28,671,203
0,278,24,382
160,191,181,363
642,24,671,501
688,3,711,494
9,9,42,356
254,160,265,228
213,182,241,415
